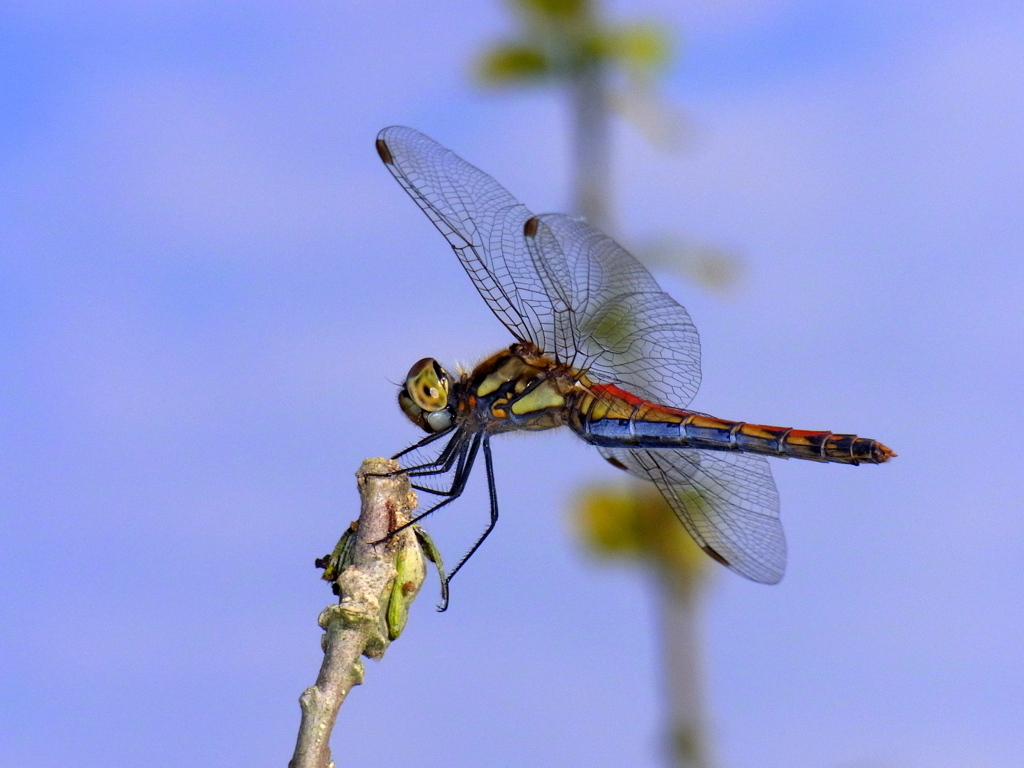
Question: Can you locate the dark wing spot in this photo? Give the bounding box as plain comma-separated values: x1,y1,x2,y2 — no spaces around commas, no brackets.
701,544,730,567
376,138,394,165
523,216,539,238
604,456,628,471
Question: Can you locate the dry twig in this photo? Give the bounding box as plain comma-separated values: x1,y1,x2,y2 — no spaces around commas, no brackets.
289,458,427,768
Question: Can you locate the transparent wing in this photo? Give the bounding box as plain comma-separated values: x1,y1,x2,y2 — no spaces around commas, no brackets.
600,446,786,584
377,126,552,350
376,127,702,407
525,213,701,407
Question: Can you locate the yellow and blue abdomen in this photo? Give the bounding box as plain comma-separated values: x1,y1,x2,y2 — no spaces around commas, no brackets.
574,384,892,465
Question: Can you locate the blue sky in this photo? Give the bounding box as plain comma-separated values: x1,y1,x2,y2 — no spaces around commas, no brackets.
1,1,1022,766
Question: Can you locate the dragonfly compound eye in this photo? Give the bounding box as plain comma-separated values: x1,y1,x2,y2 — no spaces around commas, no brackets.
404,357,450,412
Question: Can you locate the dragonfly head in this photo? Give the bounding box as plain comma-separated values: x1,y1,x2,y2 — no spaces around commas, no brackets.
399,357,456,433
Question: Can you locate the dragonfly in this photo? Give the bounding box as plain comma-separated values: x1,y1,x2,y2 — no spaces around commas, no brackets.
375,126,893,607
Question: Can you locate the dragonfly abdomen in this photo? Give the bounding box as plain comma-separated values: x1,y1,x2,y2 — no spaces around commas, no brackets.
574,385,893,465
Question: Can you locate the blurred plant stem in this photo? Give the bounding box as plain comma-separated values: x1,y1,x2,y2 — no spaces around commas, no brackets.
577,483,713,768
477,0,675,231
477,3,723,766
290,458,438,768
571,54,612,228
477,0,740,289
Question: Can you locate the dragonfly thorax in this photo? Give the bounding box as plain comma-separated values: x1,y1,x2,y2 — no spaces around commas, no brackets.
399,357,456,433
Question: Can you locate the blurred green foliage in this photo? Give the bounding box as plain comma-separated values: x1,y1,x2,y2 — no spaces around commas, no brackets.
477,0,672,85
575,481,708,596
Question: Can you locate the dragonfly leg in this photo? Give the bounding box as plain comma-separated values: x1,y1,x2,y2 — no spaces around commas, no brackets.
405,434,471,485
409,432,477,497
381,429,463,480
439,435,500,610
391,426,456,461
377,432,482,542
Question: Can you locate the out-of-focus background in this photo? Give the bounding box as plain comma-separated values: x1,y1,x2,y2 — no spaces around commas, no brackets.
1,1,1022,766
